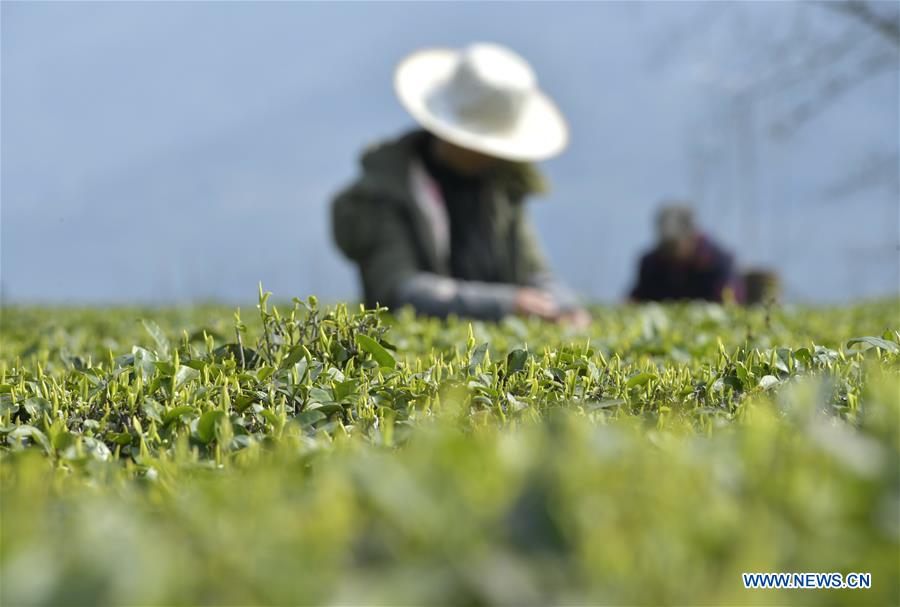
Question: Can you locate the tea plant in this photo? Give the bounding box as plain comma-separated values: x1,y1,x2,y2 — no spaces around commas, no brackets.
0,293,897,605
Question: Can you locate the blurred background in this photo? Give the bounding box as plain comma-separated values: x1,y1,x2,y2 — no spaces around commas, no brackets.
2,1,897,305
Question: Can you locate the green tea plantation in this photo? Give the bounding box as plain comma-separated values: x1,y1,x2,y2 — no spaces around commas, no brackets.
1,293,898,606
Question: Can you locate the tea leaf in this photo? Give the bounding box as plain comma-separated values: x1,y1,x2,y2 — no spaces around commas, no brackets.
356,334,396,369
142,319,171,360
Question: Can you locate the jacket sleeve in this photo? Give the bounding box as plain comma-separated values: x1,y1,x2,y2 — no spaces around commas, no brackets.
333,191,519,319
397,274,518,321
516,213,581,311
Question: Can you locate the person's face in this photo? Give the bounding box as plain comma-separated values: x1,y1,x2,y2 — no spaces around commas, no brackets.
432,138,499,176
657,209,696,261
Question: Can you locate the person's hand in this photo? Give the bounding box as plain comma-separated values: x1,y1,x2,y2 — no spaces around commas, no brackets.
558,308,592,330
513,288,559,320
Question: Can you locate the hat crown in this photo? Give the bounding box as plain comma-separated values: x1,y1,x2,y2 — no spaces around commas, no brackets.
430,43,537,135
458,44,536,91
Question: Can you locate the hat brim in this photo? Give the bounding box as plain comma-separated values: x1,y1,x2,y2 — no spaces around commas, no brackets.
394,48,569,163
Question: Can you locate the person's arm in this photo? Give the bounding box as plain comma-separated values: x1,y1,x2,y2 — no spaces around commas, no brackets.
396,273,519,320
340,198,532,320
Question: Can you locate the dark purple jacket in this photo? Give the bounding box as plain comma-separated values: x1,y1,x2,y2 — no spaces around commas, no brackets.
630,235,741,303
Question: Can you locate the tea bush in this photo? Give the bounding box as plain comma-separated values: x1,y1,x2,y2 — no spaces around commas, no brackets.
1,293,898,605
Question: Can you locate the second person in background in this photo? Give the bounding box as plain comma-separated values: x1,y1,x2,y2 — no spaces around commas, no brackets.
630,204,743,303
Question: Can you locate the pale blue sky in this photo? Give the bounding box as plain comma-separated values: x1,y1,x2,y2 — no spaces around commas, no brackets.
2,2,897,304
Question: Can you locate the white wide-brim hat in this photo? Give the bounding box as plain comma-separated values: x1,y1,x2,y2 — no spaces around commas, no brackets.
395,43,569,162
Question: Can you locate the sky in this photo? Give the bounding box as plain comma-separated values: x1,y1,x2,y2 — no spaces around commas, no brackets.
2,2,897,305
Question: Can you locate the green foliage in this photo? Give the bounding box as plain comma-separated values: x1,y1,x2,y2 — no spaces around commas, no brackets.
0,296,898,605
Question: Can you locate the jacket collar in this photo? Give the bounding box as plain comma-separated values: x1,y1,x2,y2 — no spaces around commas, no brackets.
358,129,546,200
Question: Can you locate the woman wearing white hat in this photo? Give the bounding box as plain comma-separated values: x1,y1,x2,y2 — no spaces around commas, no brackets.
332,43,588,324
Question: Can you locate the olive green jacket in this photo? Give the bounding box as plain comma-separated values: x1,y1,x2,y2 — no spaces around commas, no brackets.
331,130,577,319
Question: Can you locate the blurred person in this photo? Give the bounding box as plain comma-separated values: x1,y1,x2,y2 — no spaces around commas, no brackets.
630,204,742,303
332,43,589,326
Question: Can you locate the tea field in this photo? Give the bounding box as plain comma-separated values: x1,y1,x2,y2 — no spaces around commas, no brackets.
1,294,898,606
